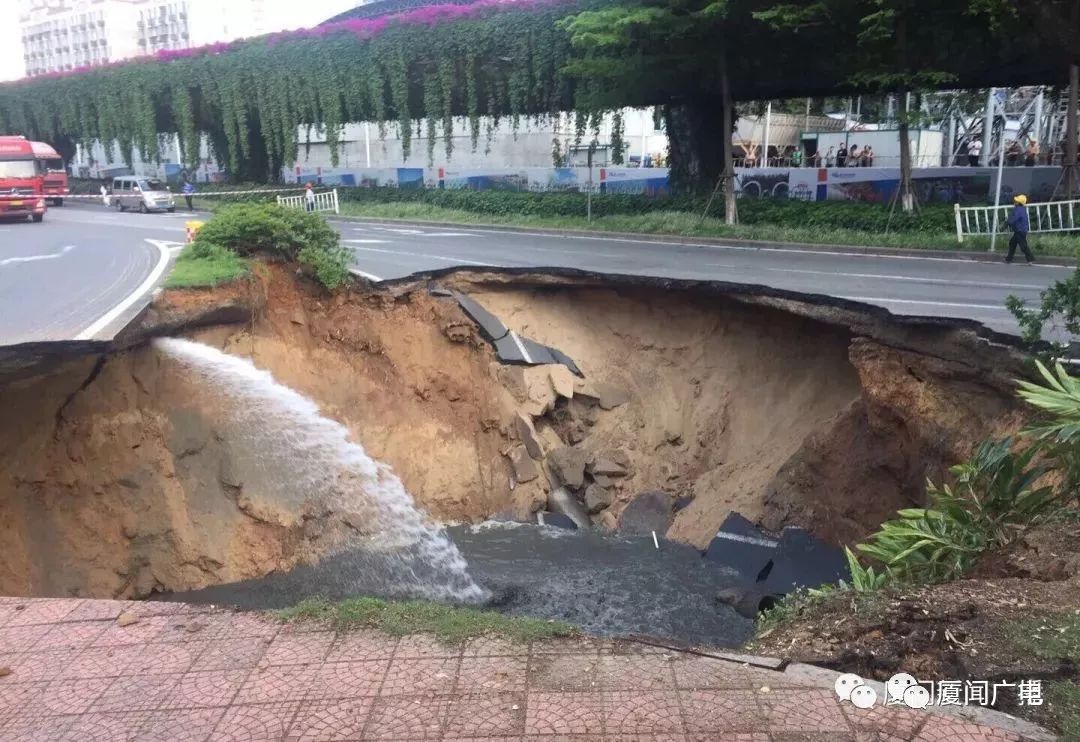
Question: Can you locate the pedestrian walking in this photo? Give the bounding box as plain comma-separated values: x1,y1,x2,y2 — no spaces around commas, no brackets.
1005,194,1035,265
968,138,982,166
825,146,835,167
99,182,109,207
790,147,803,168
182,178,195,211
847,144,858,166
836,144,848,168
865,145,874,167
305,182,316,212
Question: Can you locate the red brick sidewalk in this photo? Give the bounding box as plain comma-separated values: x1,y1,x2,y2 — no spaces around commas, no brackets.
0,597,1047,741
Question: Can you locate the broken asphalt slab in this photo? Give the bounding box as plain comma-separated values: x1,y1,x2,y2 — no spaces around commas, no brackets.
439,287,584,376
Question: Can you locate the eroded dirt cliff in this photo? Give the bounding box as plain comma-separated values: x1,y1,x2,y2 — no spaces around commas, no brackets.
0,264,1032,598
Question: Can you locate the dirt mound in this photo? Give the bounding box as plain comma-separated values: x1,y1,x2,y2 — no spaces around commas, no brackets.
749,522,1080,735
0,264,1031,598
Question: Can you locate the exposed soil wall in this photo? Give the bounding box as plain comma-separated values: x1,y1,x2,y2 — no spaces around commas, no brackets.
0,264,1031,598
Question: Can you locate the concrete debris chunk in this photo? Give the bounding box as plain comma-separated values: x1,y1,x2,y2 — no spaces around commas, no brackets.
589,457,627,477
507,445,539,483
584,483,613,514
548,364,576,399
547,447,589,489
513,412,543,460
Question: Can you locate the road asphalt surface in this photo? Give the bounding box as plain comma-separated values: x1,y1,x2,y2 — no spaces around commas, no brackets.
0,200,1072,346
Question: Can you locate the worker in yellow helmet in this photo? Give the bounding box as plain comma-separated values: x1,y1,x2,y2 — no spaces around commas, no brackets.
1005,194,1034,265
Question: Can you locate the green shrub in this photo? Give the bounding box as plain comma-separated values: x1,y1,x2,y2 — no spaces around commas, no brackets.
1007,268,1080,351
190,203,346,290
854,438,1058,586
837,361,1080,592
192,203,338,260
298,243,352,290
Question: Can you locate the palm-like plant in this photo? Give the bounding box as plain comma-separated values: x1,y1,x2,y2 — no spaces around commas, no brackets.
1017,360,1080,502
856,438,1057,585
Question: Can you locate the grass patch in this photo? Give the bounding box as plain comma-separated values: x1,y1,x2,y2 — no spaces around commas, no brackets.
165,242,248,288
1003,612,1080,737
1046,681,1080,739
338,201,1080,258
1005,612,1080,662
274,596,578,644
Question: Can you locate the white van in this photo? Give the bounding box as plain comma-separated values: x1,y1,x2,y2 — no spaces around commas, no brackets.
111,176,175,213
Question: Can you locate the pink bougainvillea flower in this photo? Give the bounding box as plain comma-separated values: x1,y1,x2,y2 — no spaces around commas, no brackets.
8,0,572,85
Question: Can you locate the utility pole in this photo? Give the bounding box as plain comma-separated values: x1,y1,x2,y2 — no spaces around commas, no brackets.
947,115,956,166
990,90,1007,253
982,88,995,167
1033,87,1045,148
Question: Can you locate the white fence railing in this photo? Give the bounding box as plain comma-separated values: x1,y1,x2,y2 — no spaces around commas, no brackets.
276,189,339,215
954,199,1080,243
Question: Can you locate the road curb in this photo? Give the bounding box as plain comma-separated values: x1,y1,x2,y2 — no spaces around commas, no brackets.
331,214,1079,267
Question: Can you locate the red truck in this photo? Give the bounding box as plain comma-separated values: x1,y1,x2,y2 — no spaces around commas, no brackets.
0,136,47,223
31,140,68,206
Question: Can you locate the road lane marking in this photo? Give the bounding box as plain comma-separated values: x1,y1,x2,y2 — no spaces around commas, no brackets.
0,244,75,267
350,268,384,282
706,264,1046,291
836,295,1010,311
344,239,391,244
509,331,532,363
74,239,171,340
346,245,498,267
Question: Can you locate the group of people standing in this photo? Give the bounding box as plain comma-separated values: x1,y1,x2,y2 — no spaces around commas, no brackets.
822,144,874,168
962,138,1040,166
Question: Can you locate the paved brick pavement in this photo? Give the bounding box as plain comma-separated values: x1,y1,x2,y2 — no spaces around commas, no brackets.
0,597,1048,741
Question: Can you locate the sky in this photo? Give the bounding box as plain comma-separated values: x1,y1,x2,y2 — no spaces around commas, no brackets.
0,0,363,83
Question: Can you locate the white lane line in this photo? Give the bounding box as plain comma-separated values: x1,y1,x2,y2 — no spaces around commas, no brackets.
371,227,427,235
344,238,391,244
350,268,384,282
836,295,1010,311
74,239,171,341
0,244,75,267
710,264,1046,291
509,331,532,363
425,232,473,237
346,245,498,267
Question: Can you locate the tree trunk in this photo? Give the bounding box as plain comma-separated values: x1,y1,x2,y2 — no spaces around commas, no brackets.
663,102,725,194
720,54,737,224
897,88,914,212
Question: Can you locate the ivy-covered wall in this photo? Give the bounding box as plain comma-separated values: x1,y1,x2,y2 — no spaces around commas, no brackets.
0,0,620,180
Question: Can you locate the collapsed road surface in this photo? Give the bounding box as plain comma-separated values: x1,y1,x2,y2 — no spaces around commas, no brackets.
0,263,1033,634
8,200,1070,346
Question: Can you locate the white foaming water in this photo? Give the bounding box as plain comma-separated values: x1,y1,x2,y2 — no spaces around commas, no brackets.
154,337,487,603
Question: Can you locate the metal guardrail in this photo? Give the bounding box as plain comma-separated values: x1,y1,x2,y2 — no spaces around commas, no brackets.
276,189,339,215
954,199,1080,243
